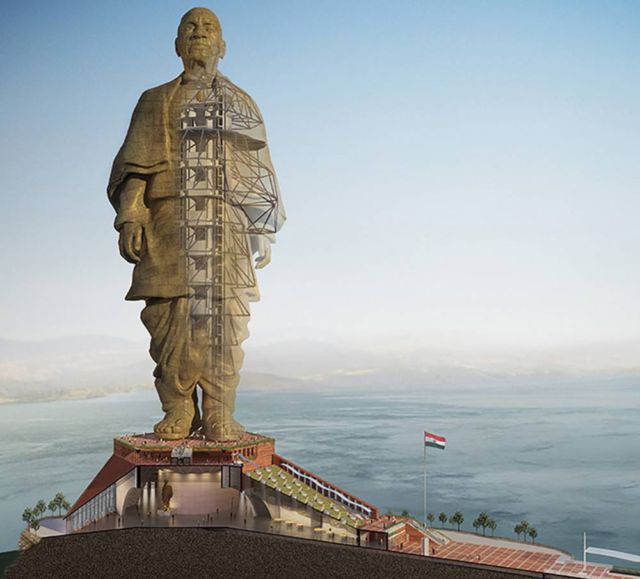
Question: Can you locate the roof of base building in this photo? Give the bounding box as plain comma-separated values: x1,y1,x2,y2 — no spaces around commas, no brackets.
66,455,134,517
6,528,572,579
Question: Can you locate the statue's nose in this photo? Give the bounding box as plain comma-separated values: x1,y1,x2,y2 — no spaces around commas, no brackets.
192,24,209,38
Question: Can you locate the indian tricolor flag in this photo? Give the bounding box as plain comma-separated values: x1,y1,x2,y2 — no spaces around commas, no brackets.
424,431,446,450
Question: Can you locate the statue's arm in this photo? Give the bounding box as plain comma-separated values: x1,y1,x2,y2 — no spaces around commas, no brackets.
245,104,283,269
219,78,285,269
114,176,147,264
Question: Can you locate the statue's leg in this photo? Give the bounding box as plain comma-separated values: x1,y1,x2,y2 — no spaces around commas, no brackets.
200,371,245,441
200,296,249,440
141,297,201,440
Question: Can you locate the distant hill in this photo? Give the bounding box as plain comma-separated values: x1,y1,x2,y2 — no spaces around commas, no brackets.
1,335,639,403
0,335,151,403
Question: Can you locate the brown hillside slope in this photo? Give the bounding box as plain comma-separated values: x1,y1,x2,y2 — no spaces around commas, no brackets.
6,528,572,579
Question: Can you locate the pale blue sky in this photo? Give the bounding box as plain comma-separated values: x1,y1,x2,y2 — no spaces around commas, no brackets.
1,1,639,351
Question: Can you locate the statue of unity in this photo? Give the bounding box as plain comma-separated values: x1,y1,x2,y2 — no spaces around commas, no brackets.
108,7,285,441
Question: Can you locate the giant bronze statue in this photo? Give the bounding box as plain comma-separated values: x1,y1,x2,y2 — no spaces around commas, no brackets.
108,7,285,441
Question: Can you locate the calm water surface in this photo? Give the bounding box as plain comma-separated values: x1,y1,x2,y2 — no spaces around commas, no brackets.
0,380,638,567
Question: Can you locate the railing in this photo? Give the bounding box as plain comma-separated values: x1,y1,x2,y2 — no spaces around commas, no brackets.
276,459,373,518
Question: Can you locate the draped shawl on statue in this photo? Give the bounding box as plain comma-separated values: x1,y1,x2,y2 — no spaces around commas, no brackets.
107,72,285,301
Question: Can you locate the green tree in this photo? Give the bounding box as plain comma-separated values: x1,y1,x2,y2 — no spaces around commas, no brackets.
520,520,530,543
22,507,40,532
61,498,71,513
22,508,34,528
54,493,66,516
438,512,448,528
400,510,410,517
34,500,47,520
487,518,497,537
51,495,61,515
47,499,57,516
473,518,481,534
514,523,523,540
426,513,435,526
450,511,464,531
528,527,538,543
477,512,490,536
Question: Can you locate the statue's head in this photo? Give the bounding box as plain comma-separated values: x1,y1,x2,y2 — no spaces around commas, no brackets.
175,7,226,71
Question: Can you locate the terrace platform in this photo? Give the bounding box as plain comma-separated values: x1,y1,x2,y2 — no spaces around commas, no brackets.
114,432,275,471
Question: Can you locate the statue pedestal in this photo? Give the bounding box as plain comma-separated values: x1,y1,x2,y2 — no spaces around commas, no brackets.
113,432,275,470
63,431,379,546
63,432,275,532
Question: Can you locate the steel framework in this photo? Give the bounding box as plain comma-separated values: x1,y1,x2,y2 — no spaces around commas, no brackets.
176,76,280,432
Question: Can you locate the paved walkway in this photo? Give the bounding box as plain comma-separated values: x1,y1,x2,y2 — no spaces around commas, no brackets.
432,535,627,578
442,530,568,555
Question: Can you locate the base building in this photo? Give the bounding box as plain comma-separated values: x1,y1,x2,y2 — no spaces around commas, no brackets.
58,433,427,553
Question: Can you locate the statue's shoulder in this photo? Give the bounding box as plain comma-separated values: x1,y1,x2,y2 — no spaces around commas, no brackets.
216,72,244,94
216,72,262,119
137,76,182,106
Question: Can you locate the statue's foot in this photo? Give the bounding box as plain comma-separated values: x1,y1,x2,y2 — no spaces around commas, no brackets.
203,415,245,442
154,410,195,441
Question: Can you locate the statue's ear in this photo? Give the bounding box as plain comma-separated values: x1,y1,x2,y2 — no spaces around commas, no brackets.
175,38,181,58
219,39,226,60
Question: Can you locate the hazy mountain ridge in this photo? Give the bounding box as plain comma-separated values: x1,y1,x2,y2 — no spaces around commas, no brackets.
1,335,639,403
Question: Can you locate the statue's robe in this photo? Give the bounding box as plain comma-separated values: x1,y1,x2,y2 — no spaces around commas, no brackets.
107,72,285,424
107,72,285,301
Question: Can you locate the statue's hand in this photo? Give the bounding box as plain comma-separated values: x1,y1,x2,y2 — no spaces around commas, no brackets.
118,222,144,264
253,235,271,269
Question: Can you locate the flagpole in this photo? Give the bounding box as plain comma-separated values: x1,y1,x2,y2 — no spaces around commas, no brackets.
423,436,427,527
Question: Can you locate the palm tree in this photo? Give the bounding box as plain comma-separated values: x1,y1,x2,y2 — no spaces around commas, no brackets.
52,495,61,515
450,511,464,531
22,508,34,528
514,523,523,540
22,507,40,532
48,500,57,517
477,512,490,536
520,520,530,543
427,513,435,526
34,500,47,520
473,518,481,534
438,512,448,528
54,493,66,516
61,498,71,513
487,518,497,537
528,527,538,543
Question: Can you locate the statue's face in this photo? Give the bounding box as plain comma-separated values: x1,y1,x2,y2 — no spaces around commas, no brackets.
176,8,224,64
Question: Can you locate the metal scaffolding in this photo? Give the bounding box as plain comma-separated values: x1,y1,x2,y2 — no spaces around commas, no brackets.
175,75,281,434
